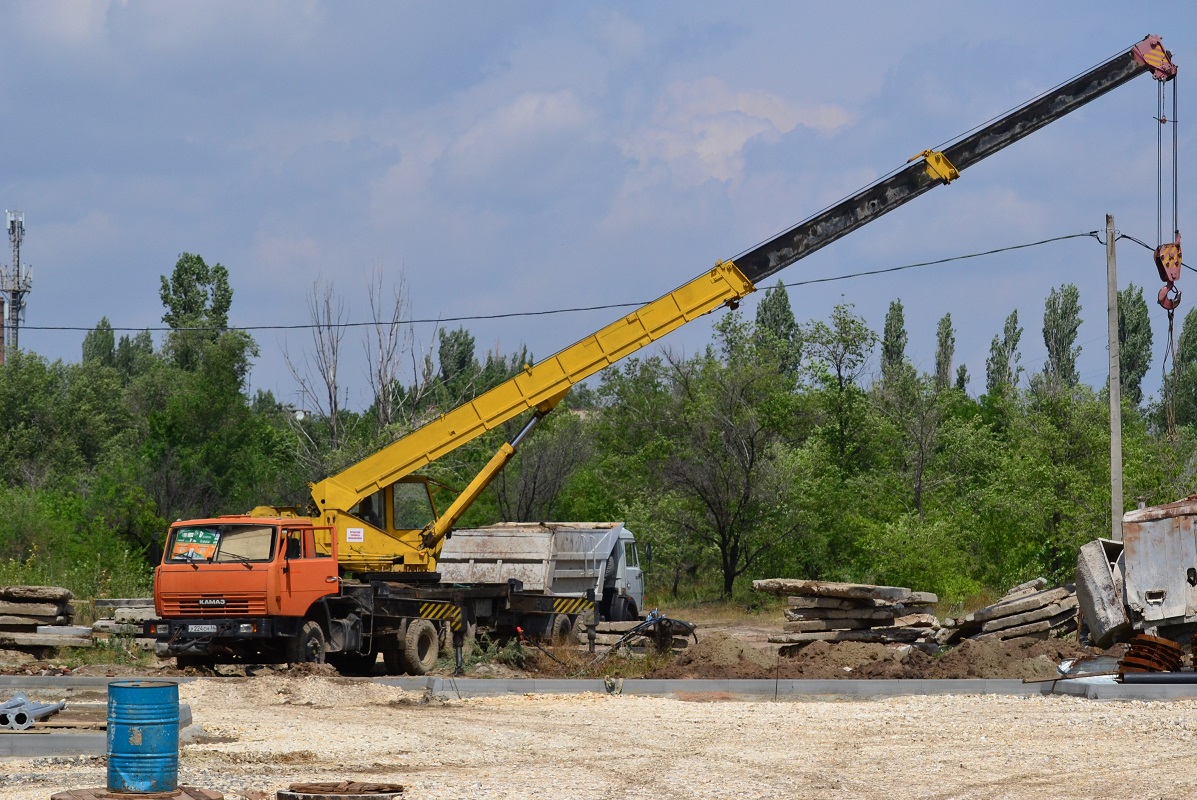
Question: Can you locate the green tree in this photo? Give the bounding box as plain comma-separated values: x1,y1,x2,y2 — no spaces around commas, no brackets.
754,280,801,373
934,313,955,392
985,310,1023,395
1041,283,1082,395
603,315,802,596
159,253,234,371
880,299,908,381
82,318,116,367
115,329,155,384
1118,283,1153,406
804,303,877,469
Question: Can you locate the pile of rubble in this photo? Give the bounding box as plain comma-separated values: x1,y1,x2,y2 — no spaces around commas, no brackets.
0,586,90,652
939,578,1078,646
753,579,941,652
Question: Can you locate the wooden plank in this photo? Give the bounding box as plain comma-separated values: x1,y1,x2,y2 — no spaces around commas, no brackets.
753,579,910,602
0,586,73,602
980,597,1078,633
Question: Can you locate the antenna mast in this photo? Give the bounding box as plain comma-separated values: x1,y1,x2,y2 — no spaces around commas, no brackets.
1,210,32,365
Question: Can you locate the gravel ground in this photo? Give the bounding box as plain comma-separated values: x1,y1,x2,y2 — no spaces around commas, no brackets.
4,676,1197,800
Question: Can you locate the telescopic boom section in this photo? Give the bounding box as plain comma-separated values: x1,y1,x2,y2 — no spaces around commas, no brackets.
311,261,756,515
731,34,1176,286
311,34,1175,525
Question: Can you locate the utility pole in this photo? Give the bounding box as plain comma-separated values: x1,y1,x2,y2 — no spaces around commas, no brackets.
1,210,32,366
1106,213,1123,541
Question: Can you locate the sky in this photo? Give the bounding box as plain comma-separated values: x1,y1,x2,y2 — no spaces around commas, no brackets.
1,1,1194,410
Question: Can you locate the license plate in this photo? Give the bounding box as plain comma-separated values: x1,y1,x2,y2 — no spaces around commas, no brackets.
188,624,218,633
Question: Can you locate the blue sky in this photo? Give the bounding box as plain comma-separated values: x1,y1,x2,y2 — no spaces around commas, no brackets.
1,2,1193,409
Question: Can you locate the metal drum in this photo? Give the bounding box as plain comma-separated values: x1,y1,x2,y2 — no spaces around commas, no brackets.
106,680,180,793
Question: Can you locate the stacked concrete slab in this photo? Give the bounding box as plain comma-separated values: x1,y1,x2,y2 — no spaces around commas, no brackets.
90,598,156,651
0,586,91,651
938,578,1078,645
753,579,940,648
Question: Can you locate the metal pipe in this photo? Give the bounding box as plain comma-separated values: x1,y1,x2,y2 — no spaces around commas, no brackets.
0,692,28,712
2,699,65,730
1119,672,1197,684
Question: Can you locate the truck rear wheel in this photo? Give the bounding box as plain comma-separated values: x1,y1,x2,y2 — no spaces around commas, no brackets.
550,613,573,645
289,621,326,664
402,619,439,675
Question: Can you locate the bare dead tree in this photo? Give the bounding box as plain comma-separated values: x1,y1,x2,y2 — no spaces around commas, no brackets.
364,268,413,434
284,278,347,455
494,413,592,521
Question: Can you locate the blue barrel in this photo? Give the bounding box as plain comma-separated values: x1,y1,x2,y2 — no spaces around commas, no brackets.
107,680,180,793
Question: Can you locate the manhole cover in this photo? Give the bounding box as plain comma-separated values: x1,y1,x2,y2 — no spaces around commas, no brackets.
277,782,404,800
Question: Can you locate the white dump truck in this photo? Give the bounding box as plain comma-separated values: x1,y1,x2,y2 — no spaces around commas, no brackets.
439,522,646,633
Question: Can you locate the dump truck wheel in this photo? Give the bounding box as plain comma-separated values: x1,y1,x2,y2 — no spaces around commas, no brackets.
290,620,326,664
550,613,573,645
402,619,439,675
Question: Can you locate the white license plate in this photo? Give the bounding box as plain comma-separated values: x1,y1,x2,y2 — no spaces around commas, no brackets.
188,624,218,633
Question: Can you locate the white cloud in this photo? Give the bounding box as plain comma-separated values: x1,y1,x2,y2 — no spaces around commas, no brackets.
621,77,851,187
15,0,112,46
444,90,592,184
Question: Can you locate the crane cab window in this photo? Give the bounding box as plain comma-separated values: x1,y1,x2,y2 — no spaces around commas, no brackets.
393,482,435,530
351,490,386,530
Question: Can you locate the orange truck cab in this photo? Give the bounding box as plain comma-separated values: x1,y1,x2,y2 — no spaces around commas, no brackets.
147,517,345,665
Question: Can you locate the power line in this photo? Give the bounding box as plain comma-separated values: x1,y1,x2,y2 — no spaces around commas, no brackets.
22,230,1125,334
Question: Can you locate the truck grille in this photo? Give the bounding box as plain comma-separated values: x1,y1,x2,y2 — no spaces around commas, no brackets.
161,594,267,617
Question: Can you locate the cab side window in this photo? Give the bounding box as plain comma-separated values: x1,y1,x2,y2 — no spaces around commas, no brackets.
283,530,303,560
351,489,386,530
624,541,639,568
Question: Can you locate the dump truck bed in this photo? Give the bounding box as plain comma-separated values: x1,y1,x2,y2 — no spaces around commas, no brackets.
437,522,623,596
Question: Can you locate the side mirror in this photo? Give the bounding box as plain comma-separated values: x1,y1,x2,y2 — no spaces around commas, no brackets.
644,543,652,563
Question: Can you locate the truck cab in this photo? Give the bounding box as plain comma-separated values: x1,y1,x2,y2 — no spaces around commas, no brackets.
149,517,339,663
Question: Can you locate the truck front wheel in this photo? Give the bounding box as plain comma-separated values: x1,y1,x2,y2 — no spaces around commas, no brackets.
289,621,326,664
402,619,439,675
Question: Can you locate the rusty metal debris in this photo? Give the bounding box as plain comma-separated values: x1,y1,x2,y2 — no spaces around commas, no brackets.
281,782,405,798
1117,634,1184,675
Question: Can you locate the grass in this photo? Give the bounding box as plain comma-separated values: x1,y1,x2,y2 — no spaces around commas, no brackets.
41,635,157,669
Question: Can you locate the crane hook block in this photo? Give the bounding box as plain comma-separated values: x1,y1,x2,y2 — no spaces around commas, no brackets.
909,149,959,184
1156,234,1183,284
1131,34,1178,81
1156,233,1183,311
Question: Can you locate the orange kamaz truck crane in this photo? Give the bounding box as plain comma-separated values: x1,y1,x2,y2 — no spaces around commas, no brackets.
146,36,1177,675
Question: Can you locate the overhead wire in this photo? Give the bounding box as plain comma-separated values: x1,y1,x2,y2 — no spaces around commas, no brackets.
22,231,1123,335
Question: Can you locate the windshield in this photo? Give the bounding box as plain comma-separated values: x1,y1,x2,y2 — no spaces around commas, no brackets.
166,524,277,564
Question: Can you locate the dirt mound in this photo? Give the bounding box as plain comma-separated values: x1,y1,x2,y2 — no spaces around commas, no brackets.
650,631,779,678
648,632,1114,680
